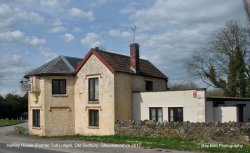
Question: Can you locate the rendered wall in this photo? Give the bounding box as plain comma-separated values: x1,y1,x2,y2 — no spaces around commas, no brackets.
213,106,237,122
206,100,250,123
75,54,115,135
133,90,206,122
28,76,75,136
28,76,45,136
114,73,167,120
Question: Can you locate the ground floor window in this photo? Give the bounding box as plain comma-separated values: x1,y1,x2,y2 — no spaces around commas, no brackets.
89,109,99,127
32,109,40,127
149,107,163,122
168,107,183,122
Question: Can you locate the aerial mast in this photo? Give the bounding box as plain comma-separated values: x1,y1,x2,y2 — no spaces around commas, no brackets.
130,26,137,43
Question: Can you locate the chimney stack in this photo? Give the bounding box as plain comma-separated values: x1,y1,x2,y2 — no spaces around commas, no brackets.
130,43,140,73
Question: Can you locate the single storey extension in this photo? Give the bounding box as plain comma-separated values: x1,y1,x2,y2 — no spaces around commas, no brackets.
133,89,250,123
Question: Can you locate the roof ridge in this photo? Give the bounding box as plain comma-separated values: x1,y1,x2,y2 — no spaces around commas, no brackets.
61,56,75,72
63,55,82,60
40,56,61,74
96,49,149,62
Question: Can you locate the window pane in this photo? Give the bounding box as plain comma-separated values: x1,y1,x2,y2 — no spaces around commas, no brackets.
59,80,66,94
52,80,59,94
150,108,156,121
145,81,153,91
89,79,95,100
95,78,99,100
157,108,163,122
169,109,174,122
176,108,183,122
95,110,99,126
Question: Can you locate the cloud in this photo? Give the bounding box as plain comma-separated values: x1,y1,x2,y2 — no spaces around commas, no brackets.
51,18,63,26
121,0,245,83
73,27,82,32
108,29,131,38
128,0,244,31
29,37,46,46
15,8,44,24
40,0,59,8
0,52,30,95
0,30,45,46
87,0,107,7
81,32,102,48
0,4,44,29
48,26,67,33
120,6,135,14
69,7,94,21
38,46,58,62
64,33,74,42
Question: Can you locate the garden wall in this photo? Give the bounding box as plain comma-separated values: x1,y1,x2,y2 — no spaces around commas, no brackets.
115,120,250,144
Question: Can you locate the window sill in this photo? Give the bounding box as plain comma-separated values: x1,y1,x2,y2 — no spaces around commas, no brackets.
88,126,99,129
88,101,99,104
52,94,68,97
32,127,41,130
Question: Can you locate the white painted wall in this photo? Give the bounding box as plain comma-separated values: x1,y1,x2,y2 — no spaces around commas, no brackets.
213,106,237,122
133,90,206,122
206,100,250,123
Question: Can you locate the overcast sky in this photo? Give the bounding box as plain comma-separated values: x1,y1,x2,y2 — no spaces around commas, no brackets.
0,0,247,96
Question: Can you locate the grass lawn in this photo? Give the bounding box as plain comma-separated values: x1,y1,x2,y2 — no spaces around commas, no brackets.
72,135,250,153
0,119,24,127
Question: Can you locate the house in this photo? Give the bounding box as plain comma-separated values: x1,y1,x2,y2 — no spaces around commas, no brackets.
25,43,168,136
133,89,250,123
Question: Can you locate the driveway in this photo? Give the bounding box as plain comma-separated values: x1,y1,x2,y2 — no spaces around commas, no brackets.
0,122,199,153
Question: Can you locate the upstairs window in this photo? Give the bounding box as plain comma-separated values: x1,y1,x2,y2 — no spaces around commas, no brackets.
89,78,99,101
33,109,40,127
149,107,163,122
52,79,66,94
145,80,153,91
169,107,183,122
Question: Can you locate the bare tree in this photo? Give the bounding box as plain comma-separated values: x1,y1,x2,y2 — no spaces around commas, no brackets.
186,20,249,97
168,82,198,90
243,0,250,22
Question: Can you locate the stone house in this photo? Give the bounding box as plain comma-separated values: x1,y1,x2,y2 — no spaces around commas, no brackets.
25,43,168,136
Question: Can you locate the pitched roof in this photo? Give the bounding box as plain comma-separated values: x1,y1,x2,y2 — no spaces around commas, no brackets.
25,49,167,79
24,56,82,78
95,50,167,79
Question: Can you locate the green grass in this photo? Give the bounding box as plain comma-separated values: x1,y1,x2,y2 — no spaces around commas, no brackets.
71,135,250,153
0,119,24,127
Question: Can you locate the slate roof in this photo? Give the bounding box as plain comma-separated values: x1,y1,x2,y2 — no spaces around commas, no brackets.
25,49,167,79
95,50,167,79
24,56,82,78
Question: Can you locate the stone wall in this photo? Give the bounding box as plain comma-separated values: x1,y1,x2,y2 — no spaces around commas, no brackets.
115,120,250,144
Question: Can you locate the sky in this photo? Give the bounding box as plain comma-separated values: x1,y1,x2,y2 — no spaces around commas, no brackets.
0,0,247,96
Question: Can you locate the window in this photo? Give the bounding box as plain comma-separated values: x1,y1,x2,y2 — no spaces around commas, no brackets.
145,81,153,91
89,110,99,127
52,79,66,94
89,78,99,101
33,109,40,127
149,107,163,122
168,107,183,122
